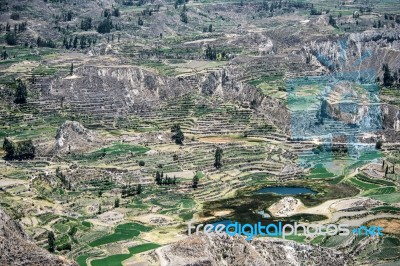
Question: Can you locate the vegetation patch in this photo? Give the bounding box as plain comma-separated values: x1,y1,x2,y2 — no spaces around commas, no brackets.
89,223,152,247
90,243,161,266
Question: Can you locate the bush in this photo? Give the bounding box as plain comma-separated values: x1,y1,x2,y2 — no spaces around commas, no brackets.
138,160,145,166
3,138,35,160
68,226,77,236
376,140,383,149
81,17,92,31
97,18,113,33
171,124,184,145
5,32,17,45
14,79,27,104
57,242,72,251
10,13,20,20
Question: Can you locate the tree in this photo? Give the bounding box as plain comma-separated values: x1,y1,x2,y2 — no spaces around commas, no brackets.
97,18,113,34
63,37,69,49
68,226,77,237
2,50,8,60
180,11,188,23
329,15,336,27
137,184,142,194
310,8,322,15
192,174,199,188
214,147,223,169
155,171,161,185
16,140,35,159
205,45,217,60
113,8,120,17
14,79,27,104
114,198,120,208
208,24,213,32
138,17,143,26
98,204,102,214
81,17,92,31
171,124,184,144
138,160,145,166
3,138,16,158
80,36,86,49
36,37,56,48
375,139,383,150
5,32,17,45
382,64,393,87
70,63,74,75
3,138,35,160
48,231,56,252
104,9,111,18
10,13,20,20
56,167,66,186
73,36,78,49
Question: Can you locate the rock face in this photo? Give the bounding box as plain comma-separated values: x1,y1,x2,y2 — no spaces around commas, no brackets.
40,65,290,133
53,120,97,154
47,66,192,114
309,26,400,74
268,196,304,217
0,208,77,266
156,233,350,266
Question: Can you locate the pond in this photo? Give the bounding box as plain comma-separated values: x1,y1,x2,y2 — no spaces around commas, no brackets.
255,186,317,195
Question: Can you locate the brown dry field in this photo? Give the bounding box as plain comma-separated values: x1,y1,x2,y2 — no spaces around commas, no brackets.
367,218,400,235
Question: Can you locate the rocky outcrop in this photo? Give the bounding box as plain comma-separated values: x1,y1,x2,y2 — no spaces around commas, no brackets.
43,65,290,133
268,196,303,217
0,208,77,266
156,233,350,266
47,66,192,114
200,67,290,133
381,103,400,142
52,121,98,154
308,26,400,75
382,104,400,131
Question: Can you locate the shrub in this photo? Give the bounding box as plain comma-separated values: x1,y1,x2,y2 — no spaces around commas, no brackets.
376,140,383,149
14,79,27,104
97,18,113,33
10,13,20,20
5,32,17,45
81,17,92,31
3,138,35,160
171,124,184,145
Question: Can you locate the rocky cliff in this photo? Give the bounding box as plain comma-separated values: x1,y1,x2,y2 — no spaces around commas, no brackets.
155,233,350,266
0,208,77,266
41,64,290,132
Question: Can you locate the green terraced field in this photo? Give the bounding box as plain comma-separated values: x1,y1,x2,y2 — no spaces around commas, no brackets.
90,243,161,266
76,255,89,266
349,178,381,190
89,223,152,247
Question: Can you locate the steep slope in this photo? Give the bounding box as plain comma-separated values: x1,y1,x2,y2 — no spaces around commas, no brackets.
155,233,350,266
0,208,77,266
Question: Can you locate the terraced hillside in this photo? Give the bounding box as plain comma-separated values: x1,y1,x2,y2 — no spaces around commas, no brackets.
0,0,400,265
